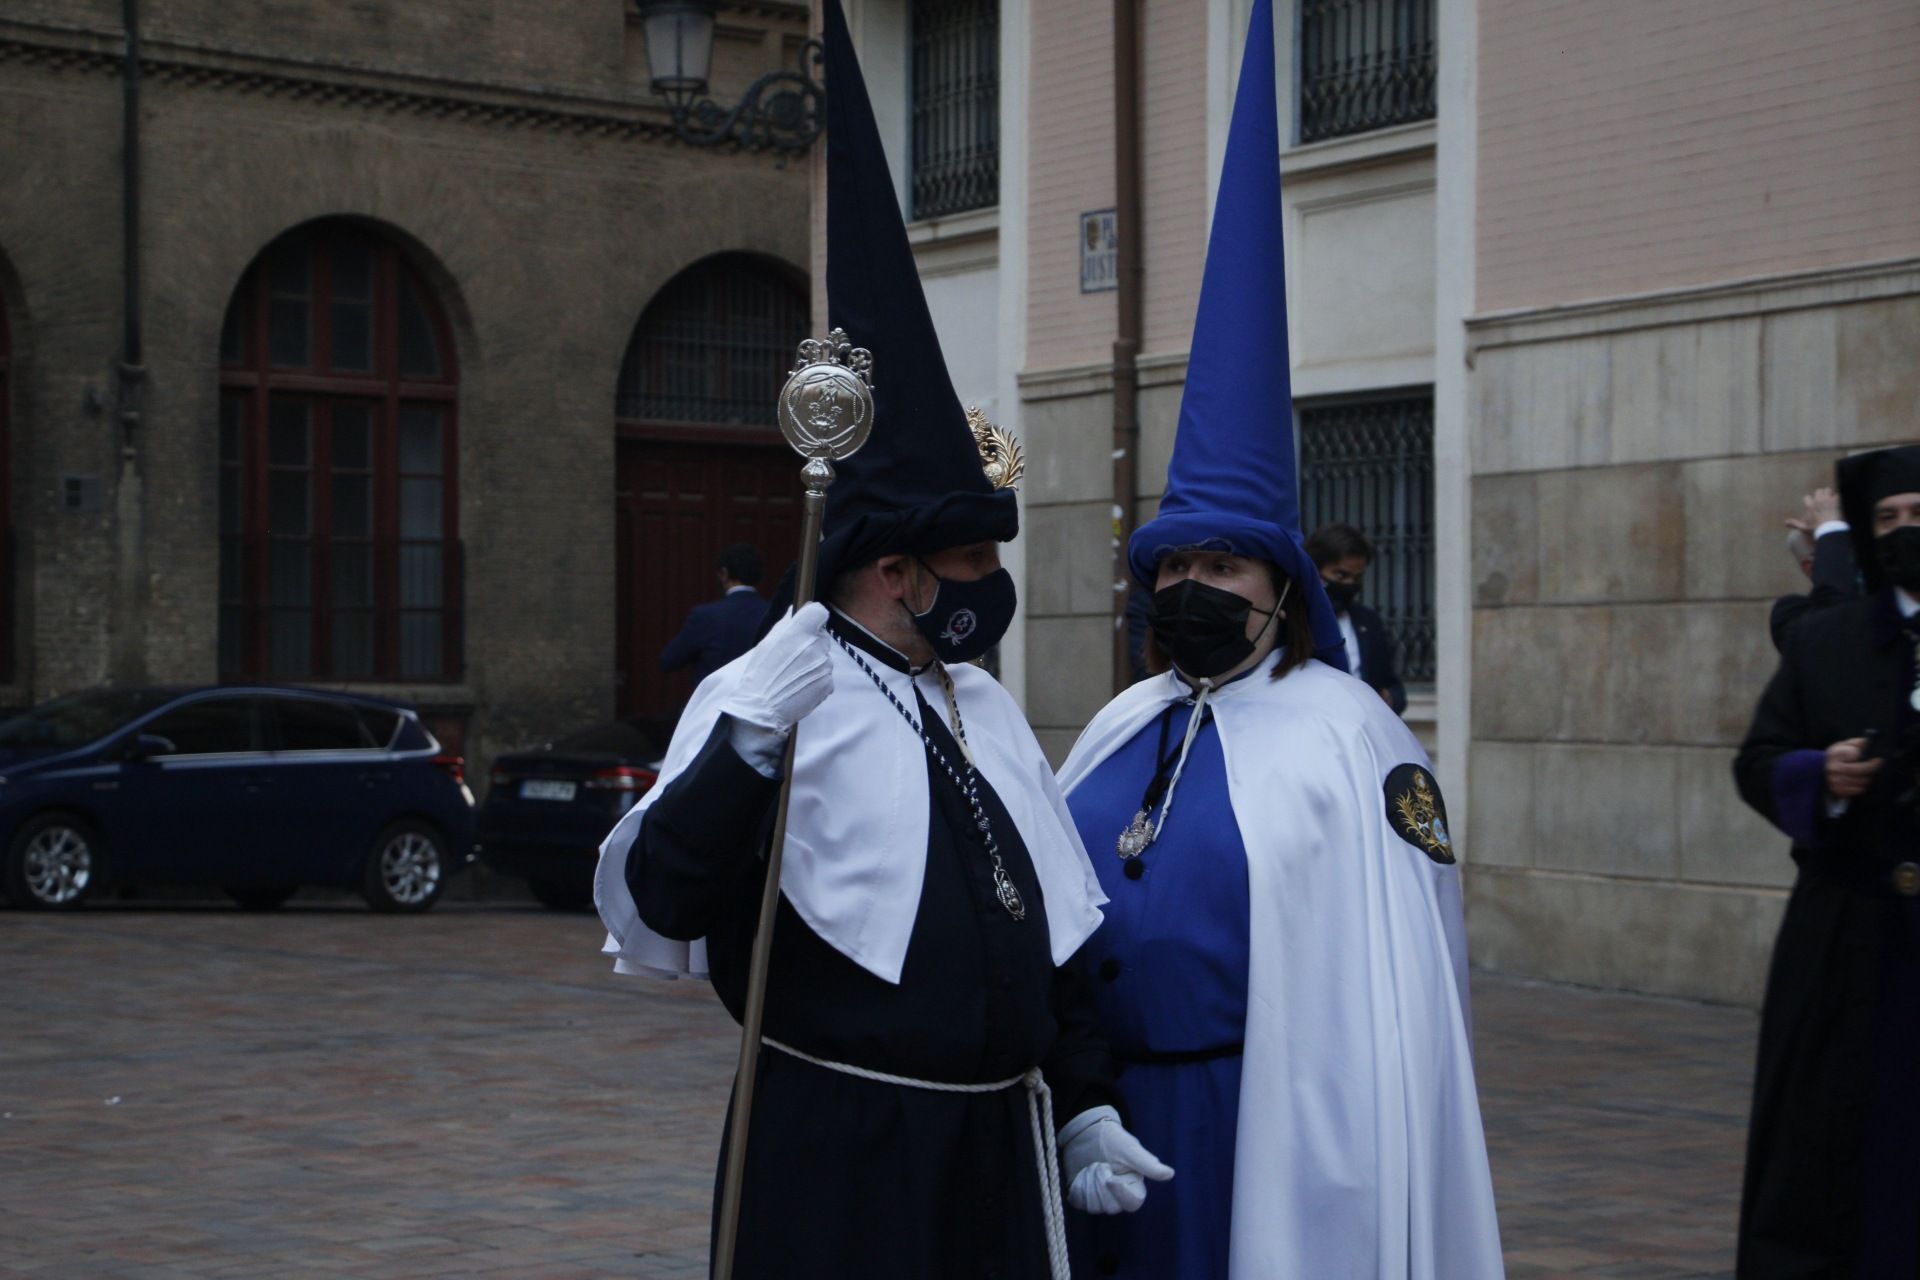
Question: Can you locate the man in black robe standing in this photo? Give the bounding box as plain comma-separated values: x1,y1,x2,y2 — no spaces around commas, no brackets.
593,4,1168,1275
1735,442,1920,1277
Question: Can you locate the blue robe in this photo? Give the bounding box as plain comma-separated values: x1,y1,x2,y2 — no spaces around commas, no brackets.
1066,701,1248,1279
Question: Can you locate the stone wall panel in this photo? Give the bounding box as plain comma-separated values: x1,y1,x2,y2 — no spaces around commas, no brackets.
1534,464,1684,605
1022,502,1113,619
1677,747,1797,890
1533,744,1681,880
1469,472,1537,607
1466,742,1535,869
1466,865,1783,1007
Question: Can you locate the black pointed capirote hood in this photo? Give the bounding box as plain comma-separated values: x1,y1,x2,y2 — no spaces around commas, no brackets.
808,0,1015,593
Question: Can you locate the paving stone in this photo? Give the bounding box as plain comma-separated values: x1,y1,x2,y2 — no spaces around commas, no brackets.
0,901,1757,1275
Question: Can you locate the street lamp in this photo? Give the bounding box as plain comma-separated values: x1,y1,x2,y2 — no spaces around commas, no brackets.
635,0,824,154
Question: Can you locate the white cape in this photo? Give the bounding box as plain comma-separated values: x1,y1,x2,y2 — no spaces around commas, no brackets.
1058,656,1504,1279
596,639,1107,985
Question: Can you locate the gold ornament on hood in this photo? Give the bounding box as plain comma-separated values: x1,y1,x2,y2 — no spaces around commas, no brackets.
968,406,1025,491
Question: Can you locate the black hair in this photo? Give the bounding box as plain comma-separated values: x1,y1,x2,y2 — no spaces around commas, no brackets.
1304,523,1375,568
717,543,763,587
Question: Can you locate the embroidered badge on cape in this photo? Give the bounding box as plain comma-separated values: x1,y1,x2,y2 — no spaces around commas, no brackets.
1386,764,1454,865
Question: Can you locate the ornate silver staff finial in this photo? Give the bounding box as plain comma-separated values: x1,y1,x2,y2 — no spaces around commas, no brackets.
778,328,874,466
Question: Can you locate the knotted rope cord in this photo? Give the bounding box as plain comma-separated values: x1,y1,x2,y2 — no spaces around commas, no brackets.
762,1037,1071,1280
1148,678,1214,848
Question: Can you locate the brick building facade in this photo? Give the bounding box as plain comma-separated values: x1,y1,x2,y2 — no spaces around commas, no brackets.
0,0,813,772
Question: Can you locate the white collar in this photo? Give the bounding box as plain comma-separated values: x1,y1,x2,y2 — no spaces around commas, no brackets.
828,606,929,675
1898,588,1919,618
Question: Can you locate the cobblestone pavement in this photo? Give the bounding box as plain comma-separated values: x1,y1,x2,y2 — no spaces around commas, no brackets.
0,903,1756,1278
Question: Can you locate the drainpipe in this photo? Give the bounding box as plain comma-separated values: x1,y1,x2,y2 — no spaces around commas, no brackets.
114,0,148,685
1109,0,1142,695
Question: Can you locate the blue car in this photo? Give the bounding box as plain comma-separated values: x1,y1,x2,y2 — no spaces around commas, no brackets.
0,685,475,913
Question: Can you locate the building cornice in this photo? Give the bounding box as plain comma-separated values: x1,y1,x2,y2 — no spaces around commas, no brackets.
1467,256,1920,357
0,17,800,149
1281,119,1437,182
1016,349,1192,402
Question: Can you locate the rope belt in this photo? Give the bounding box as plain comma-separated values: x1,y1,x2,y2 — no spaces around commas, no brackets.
763,1037,1070,1280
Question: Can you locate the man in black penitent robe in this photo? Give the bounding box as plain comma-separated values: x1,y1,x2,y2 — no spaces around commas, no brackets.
1735,443,1920,1277
593,4,1168,1275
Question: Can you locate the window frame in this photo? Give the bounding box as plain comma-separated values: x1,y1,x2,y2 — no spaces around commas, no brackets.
219,226,462,683
263,693,382,754
908,0,1001,221
1295,0,1437,147
139,694,268,758
615,254,810,443
1297,388,1437,687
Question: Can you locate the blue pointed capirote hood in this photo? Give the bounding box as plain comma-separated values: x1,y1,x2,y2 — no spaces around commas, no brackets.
1126,0,1343,664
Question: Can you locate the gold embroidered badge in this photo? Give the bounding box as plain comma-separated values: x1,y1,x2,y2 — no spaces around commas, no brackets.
1387,765,1454,865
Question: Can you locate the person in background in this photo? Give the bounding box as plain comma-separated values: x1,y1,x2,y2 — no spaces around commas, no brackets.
660,543,766,684
1771,485,1857,651
1305,523,1407,714
1734,444,1920,1276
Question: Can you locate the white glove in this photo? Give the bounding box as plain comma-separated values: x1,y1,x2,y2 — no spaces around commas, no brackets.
717,602,834,738
1059,1106,1173,1215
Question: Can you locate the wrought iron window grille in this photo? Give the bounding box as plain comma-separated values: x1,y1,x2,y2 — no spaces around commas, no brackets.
617,257,810,427
910,0,999,221
1299,392,1436,685
1297,0,1436,145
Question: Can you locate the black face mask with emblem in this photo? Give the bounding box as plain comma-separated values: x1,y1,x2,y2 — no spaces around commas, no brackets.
908,562,1016,663
1878,525,1920,592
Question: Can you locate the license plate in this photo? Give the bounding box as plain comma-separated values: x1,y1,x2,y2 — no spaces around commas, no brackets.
520,779,577,802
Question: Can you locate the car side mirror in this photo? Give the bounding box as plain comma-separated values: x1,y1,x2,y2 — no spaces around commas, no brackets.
125,733,177,761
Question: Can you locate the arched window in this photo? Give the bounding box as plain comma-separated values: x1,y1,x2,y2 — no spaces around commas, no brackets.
218,223,459,681
616,254,809,428
612,255,808,719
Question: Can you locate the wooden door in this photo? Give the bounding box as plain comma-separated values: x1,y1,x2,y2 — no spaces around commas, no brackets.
615,436,802,720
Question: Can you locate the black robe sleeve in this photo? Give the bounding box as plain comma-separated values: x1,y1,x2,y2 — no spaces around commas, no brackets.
1770,531,1860,651
1042,945,1126,1126
625,717,782,941
1734,624,1841,848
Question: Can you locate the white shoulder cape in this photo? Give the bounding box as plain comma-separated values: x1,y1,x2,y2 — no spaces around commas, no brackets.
595,640,1107,985
1058,657,1504,1280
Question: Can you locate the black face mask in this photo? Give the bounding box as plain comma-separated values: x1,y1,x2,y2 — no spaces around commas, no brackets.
1147,579,1281,680
1878,525,1920,591
1323,579,1360,611
908,563,1017,663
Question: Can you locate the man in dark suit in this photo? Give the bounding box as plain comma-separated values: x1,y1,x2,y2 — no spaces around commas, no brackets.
1734,443,1920,1277
1305,523,1407,714
659,543,767,685
1770,484,1858,650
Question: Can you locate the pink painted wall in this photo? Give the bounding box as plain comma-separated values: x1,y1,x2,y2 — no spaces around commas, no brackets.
1138,1,1210,357
1024,0,1210,373
1026,0,1118,372
1477,0,1920,313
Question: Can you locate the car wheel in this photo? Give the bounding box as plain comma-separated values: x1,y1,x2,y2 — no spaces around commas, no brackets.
4,813,100,911
225,885,297,911
361,820,447,913
528,876,592,911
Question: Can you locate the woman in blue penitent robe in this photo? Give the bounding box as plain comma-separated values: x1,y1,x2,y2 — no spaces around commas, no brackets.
1054,1,1503,1274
